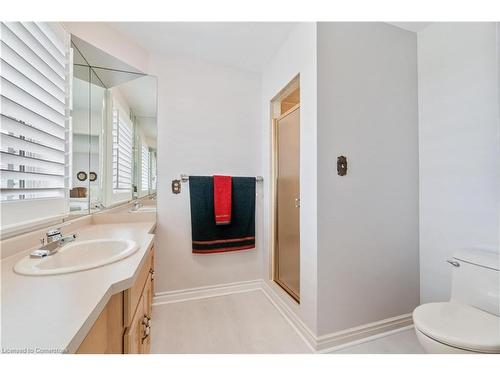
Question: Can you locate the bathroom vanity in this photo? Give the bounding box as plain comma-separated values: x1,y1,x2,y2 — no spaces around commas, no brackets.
77,244,155,354
0,213,156,354
0,22,160,355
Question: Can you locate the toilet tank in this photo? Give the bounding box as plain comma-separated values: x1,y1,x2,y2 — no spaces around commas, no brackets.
450,249,499,316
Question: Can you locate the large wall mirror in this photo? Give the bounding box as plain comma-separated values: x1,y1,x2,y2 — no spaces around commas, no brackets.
69,35,157,217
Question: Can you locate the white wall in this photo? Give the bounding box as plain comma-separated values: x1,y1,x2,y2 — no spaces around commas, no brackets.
418,23,500,303
316,23,420,335
148,56,263,293
261,23,318,334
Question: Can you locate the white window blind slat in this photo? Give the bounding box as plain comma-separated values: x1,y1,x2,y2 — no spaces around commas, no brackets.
21,22,65,68
141,141,150,191
4,22,65,77
1,189,65,201
1,152,64,175
1,135,65,163
0,99,65,140
0,21,67,205
1,115,65,150
1,60,65,115
151,152,157,191
112,106,133,191
1,78,65,126
1,42,65,102
35,23,65,56
1,23,65,91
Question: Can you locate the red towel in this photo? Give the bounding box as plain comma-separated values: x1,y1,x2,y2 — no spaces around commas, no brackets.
213,175,232,225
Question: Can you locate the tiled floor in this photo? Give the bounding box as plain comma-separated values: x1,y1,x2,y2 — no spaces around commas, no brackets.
331,329,425,354
151,290,311,353
151,289,425,354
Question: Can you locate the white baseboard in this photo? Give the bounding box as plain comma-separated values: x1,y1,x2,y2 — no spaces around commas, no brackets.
153,279,262,305
315,315,413,352
153,278,414,353
260,281,317,351
320,325,414,353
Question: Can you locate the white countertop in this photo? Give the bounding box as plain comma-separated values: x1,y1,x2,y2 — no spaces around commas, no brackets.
0,221,156,354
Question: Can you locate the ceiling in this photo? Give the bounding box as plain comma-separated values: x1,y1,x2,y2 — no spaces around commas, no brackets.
387,22,433,32
108,22,298,72
72,35,157,141
72,35,146,88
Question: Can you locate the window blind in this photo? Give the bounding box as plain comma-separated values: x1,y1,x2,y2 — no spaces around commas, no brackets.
0,22,67,202
151,151,157,191
112,105,133,191
141,141,150,191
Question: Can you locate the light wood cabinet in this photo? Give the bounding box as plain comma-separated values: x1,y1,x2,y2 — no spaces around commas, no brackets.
76,292,124,354
124,293,147,354
124,275,153,354
76,246,155,354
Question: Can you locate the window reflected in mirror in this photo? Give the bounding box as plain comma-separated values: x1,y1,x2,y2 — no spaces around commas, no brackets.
0,24,157,237
68,36,157,218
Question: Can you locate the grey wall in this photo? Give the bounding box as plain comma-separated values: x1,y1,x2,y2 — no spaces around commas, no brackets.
316,22,420,335
261,23,318,334
418,23,500,303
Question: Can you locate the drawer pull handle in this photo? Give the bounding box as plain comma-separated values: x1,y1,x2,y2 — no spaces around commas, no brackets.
142,314,152,327
141,315,152,343
141,326,150,343
149,268,155,280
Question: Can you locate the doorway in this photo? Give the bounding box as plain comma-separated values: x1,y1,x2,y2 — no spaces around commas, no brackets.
272,77,300,302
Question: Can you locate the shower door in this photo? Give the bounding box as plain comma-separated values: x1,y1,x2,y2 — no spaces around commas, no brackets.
275,105,300,301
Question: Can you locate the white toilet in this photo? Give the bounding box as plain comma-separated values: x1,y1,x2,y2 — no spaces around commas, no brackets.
413,249,500,353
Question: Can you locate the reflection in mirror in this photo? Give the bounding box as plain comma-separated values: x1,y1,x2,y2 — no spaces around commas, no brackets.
69,36,157,218
70,63,91,217
89,69,106,213
111,76,158,200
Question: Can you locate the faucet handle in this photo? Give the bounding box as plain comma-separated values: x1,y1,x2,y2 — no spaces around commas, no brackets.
47,228,61,236
46,228,62,243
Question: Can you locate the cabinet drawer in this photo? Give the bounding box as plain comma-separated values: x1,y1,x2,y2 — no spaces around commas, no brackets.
124,246,154,327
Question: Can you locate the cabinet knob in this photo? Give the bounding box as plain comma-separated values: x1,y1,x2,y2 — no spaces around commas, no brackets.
149,268,155,280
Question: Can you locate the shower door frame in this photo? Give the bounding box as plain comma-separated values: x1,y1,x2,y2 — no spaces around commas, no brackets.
272,103,301,303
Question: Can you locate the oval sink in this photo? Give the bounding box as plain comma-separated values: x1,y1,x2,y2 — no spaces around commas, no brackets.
14,239,139,276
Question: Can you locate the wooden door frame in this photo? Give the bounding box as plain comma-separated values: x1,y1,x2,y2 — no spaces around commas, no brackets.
271,102,300,303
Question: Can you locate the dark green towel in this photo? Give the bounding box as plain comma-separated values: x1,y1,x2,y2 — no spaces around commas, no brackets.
188,176,255,253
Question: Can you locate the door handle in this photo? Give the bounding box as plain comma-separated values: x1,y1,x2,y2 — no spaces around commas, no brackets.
294,198,300,208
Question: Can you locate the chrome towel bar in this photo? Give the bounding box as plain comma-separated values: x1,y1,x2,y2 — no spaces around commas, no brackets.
180,174,263,183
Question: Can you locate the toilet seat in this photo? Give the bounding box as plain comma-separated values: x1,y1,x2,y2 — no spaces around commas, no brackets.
413,302,500,353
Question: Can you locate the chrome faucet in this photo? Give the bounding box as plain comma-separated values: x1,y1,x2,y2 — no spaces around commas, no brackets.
132,200,143,211
30,228,78,258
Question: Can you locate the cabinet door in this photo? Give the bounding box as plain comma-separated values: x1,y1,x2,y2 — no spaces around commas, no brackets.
76,292,123,354
124,294,147,354
124,248,154,327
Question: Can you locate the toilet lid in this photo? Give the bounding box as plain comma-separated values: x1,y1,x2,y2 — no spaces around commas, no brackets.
413,302,500,353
